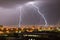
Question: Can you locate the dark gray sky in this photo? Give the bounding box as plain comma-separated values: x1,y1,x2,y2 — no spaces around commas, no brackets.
0,0,60,25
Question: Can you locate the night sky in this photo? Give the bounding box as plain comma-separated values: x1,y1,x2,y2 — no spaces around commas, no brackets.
0,0,60,25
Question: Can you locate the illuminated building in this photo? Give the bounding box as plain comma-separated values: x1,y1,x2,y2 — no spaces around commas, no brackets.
0,25,60,40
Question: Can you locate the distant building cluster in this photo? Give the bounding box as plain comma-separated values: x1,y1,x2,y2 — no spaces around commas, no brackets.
0,25,60,35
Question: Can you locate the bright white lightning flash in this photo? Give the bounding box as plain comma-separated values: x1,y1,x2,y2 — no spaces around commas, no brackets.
18,6,22,27
26,2,35,5
25,2,48,26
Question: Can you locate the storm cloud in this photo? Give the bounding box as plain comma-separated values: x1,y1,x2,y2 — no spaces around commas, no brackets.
0,0,60,25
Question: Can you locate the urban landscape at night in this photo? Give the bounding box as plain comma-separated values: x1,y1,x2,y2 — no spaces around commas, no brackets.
0,25,60,40
0,0,60,40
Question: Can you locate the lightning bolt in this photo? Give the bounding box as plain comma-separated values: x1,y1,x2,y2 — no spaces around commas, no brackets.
19,7,22,27
32,4,48,26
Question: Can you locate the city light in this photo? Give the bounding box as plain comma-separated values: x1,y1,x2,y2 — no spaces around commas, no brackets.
0,0,59,40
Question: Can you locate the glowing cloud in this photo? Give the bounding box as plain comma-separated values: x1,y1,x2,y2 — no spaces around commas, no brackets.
25,1,36,6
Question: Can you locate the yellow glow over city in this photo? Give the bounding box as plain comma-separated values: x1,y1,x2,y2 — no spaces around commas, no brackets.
0,25,59,34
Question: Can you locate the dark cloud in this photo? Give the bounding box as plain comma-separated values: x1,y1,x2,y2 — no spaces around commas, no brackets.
0,0,60,25
20,0,60,25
